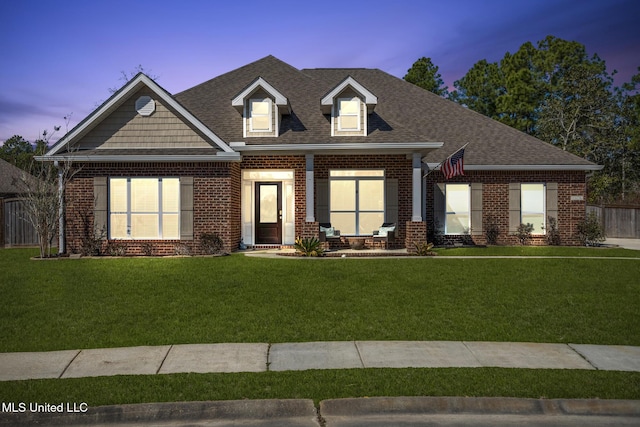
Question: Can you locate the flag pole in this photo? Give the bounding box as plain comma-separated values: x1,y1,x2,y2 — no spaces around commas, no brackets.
423,142,469,178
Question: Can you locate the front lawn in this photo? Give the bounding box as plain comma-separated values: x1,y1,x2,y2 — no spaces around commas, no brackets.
1,247,639,352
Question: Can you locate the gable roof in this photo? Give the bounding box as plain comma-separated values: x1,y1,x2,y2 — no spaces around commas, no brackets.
43,73,239,162
40,55,599,170
176,56,599,170
0,158,37,195
175,55,432,147
231,76,290,114
320,75,377,114
303,67,600,170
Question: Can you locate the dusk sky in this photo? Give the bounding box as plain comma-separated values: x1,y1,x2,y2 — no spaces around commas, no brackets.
1,0,639,144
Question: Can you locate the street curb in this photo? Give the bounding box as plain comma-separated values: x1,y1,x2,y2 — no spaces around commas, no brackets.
2,397,639,425
0,399,319,426
319,397,640,417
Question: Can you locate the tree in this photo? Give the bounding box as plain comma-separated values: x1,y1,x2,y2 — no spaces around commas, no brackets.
404,57,449,96
451,59,503,118
1,135,34,170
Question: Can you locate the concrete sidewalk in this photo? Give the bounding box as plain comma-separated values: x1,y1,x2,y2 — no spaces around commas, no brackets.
1,341,639,382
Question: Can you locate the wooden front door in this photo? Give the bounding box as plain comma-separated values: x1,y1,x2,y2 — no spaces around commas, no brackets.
255,182,282,244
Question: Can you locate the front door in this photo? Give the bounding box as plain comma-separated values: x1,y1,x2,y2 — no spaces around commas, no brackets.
255,182,282,244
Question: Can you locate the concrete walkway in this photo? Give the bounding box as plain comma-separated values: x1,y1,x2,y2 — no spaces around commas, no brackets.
2,341,639,382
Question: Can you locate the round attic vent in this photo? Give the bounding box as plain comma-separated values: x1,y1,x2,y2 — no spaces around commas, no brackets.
135,96,155,116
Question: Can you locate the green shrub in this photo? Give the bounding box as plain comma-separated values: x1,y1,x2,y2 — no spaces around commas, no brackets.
483,215,500,245
106,241,127,256
294,237,325,257
140,242,154,256
413,241,436,256
173,243,192,256
200,232,224,255
515,223,534,245
576,212,605,246
545,216,561,246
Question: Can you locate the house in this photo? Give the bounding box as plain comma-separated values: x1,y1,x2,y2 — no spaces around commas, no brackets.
0,158,39,246
40,55,600,255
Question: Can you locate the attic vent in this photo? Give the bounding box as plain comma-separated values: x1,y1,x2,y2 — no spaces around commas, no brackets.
135,96,155,116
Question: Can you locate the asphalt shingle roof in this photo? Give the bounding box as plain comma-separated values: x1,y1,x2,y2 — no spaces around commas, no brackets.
175,55,595,168
0,158,35,195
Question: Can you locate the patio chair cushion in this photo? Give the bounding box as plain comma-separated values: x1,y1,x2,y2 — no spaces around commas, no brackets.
376,224,396,237
320,225,336,237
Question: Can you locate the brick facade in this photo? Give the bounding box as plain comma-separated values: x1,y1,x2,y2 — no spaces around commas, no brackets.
426,170,588,246
65,162,240,255
63,158,588,256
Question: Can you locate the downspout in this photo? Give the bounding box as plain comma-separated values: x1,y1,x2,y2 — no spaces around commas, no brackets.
54,160,65,254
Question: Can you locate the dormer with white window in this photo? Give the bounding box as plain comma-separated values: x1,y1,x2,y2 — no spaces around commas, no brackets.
321,76,377,137
232,77,290,138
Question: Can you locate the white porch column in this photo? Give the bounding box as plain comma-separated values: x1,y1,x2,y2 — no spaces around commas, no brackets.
412,152,423,222
305,154,315,222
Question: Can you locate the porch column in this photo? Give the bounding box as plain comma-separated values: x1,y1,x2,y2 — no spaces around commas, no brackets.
305,154,315,222
412,152,422,221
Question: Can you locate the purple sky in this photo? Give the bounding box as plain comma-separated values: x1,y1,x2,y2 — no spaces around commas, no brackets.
1,0,639,144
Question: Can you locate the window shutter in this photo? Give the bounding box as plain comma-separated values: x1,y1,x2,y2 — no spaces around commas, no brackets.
433,183,445,233
546,182,558,221
180,177,194,240
509,183,521,233
385,178,398,224
316,179,329,223
471,183,483,235
93,177,107,237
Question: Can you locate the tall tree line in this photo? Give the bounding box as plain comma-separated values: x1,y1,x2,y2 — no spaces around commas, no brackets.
404,36,640,204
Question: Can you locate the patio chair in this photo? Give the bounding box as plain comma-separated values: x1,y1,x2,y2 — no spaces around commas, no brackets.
372,222,396,249
319,223,340,242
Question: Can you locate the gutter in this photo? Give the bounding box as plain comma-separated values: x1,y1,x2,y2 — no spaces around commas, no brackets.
35,153,242,163
426,163,604,172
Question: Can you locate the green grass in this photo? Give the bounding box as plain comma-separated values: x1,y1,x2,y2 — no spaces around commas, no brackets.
1,247,639,404
1,247,639,352
1,369,639,407
433,245,637,257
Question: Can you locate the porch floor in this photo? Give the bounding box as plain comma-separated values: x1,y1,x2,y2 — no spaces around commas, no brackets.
242,248,412,258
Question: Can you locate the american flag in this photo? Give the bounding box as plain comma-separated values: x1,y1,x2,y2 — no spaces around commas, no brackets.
441,146,465,180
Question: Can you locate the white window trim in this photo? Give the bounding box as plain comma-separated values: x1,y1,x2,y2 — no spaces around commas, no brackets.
337,97,361,132
109,177,180,240
329,169,385,236
248,98,272,133
521,183,546,235
444,183,471,235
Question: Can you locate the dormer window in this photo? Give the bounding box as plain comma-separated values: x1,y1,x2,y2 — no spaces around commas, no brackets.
249,98,272,132
232,77,290,138
321,76,377,137
338,97,360,131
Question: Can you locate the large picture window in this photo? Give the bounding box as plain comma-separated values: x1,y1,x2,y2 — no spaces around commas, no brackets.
109,178,180,239
329,170,384,235
445,184,470,234
521,183,545,234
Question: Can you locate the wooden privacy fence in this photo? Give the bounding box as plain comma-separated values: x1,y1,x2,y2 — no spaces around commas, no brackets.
586,205,640,238
2,198,39,246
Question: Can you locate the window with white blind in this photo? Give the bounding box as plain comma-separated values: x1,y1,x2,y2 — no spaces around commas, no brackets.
521,183,546,234
329,170,384,235
109,178,180,239
445,184,470,234
337,97,360,131
249,98,272,132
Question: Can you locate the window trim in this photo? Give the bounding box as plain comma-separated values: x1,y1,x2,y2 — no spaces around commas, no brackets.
108,177,180,240
337,97,361,131
521,183,546,235
444,183,471,235
248,98,272,132
329,169,384,236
